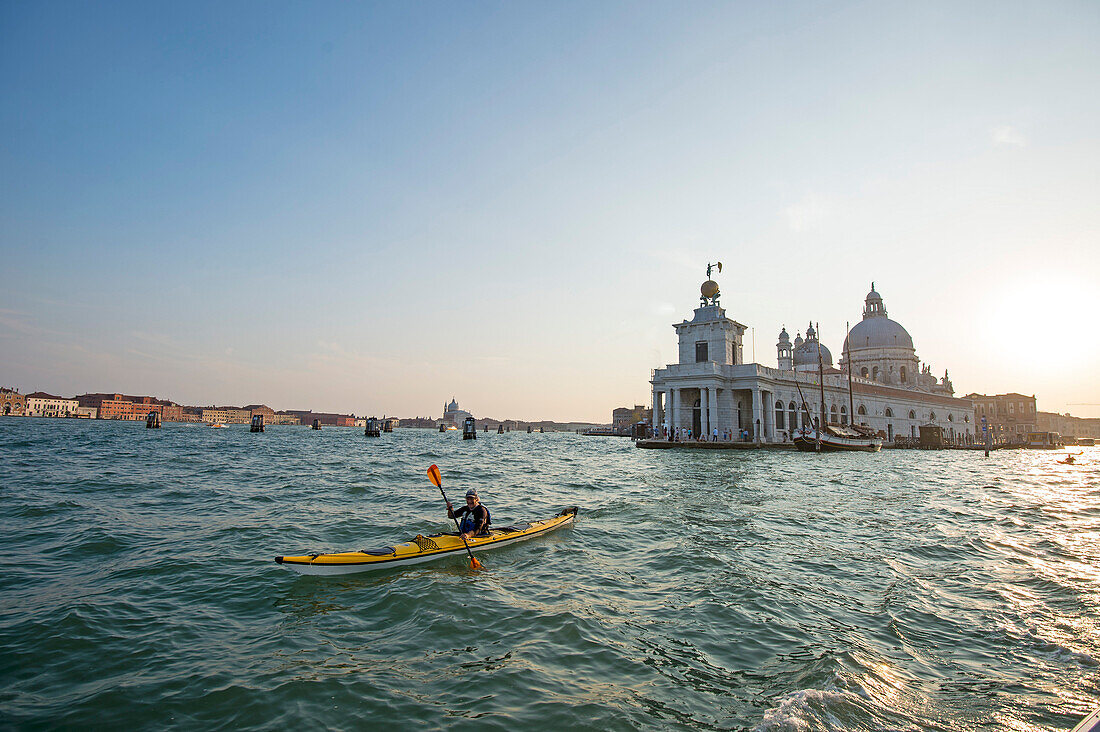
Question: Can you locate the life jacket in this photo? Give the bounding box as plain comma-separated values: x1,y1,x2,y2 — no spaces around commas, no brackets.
459,505,491,535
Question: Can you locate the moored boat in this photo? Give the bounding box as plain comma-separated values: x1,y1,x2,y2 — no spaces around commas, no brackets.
275,506,578,576
792,425,882,452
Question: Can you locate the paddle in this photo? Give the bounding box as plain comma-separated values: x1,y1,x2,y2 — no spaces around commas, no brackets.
427,464,483,569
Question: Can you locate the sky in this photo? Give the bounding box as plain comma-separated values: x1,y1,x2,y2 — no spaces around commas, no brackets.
1,1,1098,422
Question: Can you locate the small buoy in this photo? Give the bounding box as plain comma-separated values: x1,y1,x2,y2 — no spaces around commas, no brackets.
463,416,477,440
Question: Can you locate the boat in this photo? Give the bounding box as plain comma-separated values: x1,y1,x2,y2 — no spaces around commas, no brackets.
446,425,457,431
275,507,578,576
1027,431,1064,449
210,423,227,429
791,321,882,452
792,424,882,452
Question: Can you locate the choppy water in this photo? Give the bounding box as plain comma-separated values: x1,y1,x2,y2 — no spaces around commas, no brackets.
1,419,1098,730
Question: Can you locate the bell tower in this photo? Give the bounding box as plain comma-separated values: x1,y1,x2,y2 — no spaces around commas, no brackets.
777,327,793,370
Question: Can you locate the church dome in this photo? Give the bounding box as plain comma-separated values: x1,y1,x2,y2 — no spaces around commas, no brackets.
844,285,914,352
794,339,832,367
447,398,459,411
845,317,914,351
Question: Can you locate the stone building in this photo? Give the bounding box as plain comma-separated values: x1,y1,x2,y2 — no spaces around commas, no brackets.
25,392,79,417
1,387,26,416
964,393,1037,444
650,277,974,443
1037,411,1100,440
442,398,473,427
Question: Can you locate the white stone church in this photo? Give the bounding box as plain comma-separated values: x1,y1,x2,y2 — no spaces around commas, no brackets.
650,277,974,443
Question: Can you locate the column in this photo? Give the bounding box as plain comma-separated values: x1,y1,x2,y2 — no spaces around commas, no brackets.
700,387,709,437
652,387,660,433
764,390,776,442
671,389,679,432
752,388,763,442
708,386,717,439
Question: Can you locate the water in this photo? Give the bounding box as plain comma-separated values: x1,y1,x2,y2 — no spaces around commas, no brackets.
1,419,1098,730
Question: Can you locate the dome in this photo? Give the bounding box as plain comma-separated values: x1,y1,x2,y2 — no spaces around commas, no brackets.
447,398,459,411
794,339,833,367
777,327,790,345
844,286,914,352
844,317,914,352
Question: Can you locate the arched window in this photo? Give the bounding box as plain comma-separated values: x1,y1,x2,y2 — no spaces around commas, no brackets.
929,411,936,421
908,410,916,420
900,366,907,383
840,405,848,425
860,367,869,378
947,414,953,422
964,415,970,423
830,405,838,423
884,407,893,417
857,405,867,416
872,366,879,381
775,401,785,429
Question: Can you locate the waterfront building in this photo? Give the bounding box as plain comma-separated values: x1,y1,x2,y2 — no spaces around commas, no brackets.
1,387,26,416
201,406,251,424
244,404,276,424
612,405,651,433
964,393,1037,444
25,392,79,417
283,410,354,426
76,393,183,421
442,398,473,428
650,278,974,443
1037,411,1100,440
270,412,301,425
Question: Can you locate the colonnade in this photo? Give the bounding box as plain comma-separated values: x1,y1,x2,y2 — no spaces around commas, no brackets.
652,385,777,441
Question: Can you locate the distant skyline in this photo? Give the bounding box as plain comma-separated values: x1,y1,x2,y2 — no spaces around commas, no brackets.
2,1,1098,421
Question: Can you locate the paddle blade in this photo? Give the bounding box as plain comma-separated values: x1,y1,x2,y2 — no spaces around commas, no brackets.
470,555,483,569
427,464,442,488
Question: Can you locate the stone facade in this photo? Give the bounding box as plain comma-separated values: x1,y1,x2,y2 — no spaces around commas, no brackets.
25,392,79,417
965,393,1037,444
651,281,974,443
1,387,26,416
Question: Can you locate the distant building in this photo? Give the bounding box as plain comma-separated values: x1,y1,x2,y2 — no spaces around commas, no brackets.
25,392,79,417
612,405,651,433
270,411,301,425
244,404,276,424
965,393,1037,444
651,279,974,443
442,398,473,427
201,406,251,424
1,387,26,416
1037,411,1100,440
76,393,182,421
283,410,355,426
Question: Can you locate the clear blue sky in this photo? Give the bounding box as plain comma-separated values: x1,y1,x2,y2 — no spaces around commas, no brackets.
2,1,1098,421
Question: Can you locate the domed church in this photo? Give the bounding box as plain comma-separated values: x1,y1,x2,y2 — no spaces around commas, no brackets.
833,284,953,395
650,272,973,444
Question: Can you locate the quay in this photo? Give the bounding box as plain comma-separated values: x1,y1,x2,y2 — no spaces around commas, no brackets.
637,439,794,450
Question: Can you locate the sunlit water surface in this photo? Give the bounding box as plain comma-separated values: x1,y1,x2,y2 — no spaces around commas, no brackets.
1,420,1098,730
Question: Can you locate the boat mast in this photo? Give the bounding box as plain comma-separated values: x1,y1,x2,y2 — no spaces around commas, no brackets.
816,322,824,452
846,320,854,426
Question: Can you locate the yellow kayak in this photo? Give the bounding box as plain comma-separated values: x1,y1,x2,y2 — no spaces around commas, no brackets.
275,506,578,576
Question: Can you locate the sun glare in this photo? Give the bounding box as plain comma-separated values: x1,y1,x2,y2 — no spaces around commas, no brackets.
979,274,1100,372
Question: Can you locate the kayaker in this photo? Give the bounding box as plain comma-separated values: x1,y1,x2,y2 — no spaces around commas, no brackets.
447,489,491,539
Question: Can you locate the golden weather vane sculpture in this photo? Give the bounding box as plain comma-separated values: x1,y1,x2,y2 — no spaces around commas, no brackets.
701,261,722,306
